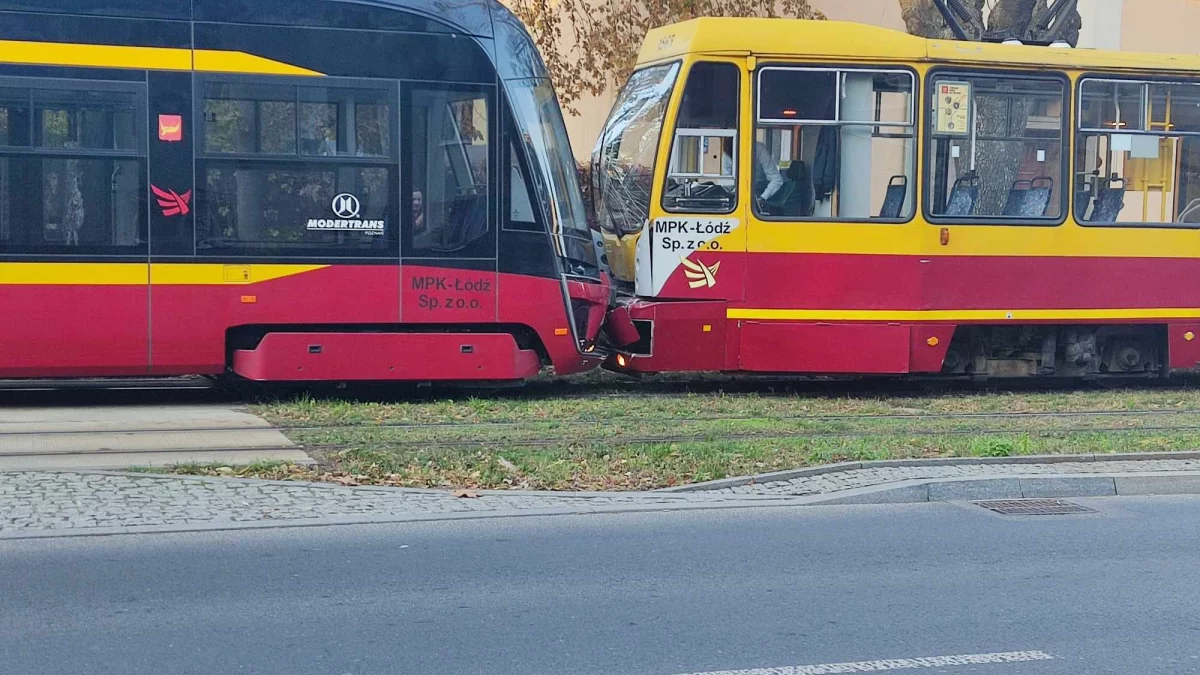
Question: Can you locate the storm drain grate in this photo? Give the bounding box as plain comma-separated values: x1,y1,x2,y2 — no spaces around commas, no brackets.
972,499,1097,516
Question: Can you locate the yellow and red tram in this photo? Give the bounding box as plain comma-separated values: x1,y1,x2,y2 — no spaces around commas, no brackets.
595,18,1200,379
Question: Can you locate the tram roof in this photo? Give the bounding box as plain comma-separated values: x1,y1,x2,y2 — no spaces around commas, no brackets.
355,0,497,37
638,17,1200,75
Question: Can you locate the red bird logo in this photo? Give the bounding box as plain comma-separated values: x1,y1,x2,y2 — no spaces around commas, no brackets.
152,185,192,217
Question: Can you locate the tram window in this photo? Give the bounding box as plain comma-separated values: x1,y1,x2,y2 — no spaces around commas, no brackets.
0,79,146,256
507,142,541,232
299,87,391,157
927,73,1065,222
198,165,392,253
204,82,297,155
753,68,916,221
34,89,140,152
0,88,30,147
197,77,398,256
408,88,491,255
1076,77,1200,226
663,62,740,214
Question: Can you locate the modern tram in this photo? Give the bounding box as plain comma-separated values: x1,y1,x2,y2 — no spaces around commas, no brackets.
595,18,1200,380
0,0,607,384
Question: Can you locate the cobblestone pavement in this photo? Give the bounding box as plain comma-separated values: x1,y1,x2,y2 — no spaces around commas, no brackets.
0,472,798,533
709,458,1200,496
6,458,1200,535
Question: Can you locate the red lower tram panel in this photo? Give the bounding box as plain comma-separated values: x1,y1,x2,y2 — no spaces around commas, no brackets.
232,332,542,382
604,299,956,375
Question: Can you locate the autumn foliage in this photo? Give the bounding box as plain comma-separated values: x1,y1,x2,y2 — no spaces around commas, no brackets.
506,0,822,113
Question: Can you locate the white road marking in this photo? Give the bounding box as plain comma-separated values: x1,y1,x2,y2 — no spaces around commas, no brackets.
673,650,1054,675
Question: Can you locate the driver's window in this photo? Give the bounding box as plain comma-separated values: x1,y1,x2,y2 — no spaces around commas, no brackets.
662,62,739,213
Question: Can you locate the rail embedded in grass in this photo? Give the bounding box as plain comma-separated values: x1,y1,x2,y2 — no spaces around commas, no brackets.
143,385,1200,491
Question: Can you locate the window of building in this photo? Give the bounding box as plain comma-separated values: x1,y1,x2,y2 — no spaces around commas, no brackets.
754,68,916,221
407,86,491,256
0,78,146,256
197,77,397,256
1076,77,1200,226
662,61,740,213
927,72,1066,222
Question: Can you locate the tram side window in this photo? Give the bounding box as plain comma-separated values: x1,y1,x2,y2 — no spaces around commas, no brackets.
506,141,542,232
1076,78,1200,226
753,68,916,221
0,81,146,256
927,73,1065,221
662,62,740,213
197,78,396,256
408,87,491,255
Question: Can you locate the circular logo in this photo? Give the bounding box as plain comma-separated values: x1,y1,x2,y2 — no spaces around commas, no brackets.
332,193,361,219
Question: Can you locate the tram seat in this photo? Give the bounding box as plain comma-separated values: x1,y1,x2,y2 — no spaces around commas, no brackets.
758,181,796,216
1087,179,1126,223
1002,180,1032,216
879,175,907,218
780,161,815,217
944,172,980,216
445,194,489,249
1004,176,1054,217
1023,176,1054,217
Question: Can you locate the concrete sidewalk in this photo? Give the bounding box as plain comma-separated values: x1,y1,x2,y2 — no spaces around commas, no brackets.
0,405,311,471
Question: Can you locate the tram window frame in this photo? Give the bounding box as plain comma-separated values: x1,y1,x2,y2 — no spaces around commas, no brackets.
661,61,741,215
1075,74,1200,229
400,82,497,261
751,64,919,224
195,74,400,259
924,68,1070,227
0,75,148,258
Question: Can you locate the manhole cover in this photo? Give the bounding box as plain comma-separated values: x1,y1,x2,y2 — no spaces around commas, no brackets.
973,499,1096,516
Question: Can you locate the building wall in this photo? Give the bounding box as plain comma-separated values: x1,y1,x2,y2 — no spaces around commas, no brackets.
560,0,1200,160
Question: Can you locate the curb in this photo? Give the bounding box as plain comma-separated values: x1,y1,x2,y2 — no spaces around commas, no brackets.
796,470,1200,506
0,494,814,541
657,450,1200,493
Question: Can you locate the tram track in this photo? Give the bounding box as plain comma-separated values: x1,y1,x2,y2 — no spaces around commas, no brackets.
6,407,1200,439
293,423,1200,452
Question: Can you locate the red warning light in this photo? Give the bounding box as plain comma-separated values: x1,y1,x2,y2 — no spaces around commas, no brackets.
158,114,183,142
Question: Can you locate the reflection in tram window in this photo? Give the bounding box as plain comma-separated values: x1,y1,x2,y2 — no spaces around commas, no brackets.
409,88,490,254
197,77,396,256
928,73,1065,221
1077,78,1200,226
0,79,146,255
753,68,916,221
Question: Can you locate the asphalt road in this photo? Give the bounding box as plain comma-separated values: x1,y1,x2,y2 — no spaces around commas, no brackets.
4,497,1200,675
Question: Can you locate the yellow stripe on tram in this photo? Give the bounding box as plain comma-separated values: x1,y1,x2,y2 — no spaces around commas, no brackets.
150,264,328,286
0,263,327,286
0,39,325,77
727,308,1200,322
0,39,193,71
193,50,325,77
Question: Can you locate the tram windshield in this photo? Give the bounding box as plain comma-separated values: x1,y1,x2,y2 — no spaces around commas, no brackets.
508,77,598,273
594,62,681,234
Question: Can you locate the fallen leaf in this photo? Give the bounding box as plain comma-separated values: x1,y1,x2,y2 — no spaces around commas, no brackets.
453,489,481,499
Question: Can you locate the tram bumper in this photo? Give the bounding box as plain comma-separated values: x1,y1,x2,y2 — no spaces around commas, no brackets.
602,298,729,374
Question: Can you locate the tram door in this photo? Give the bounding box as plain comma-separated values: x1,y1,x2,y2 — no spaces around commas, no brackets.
0,75,150,377
400,84,498,323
